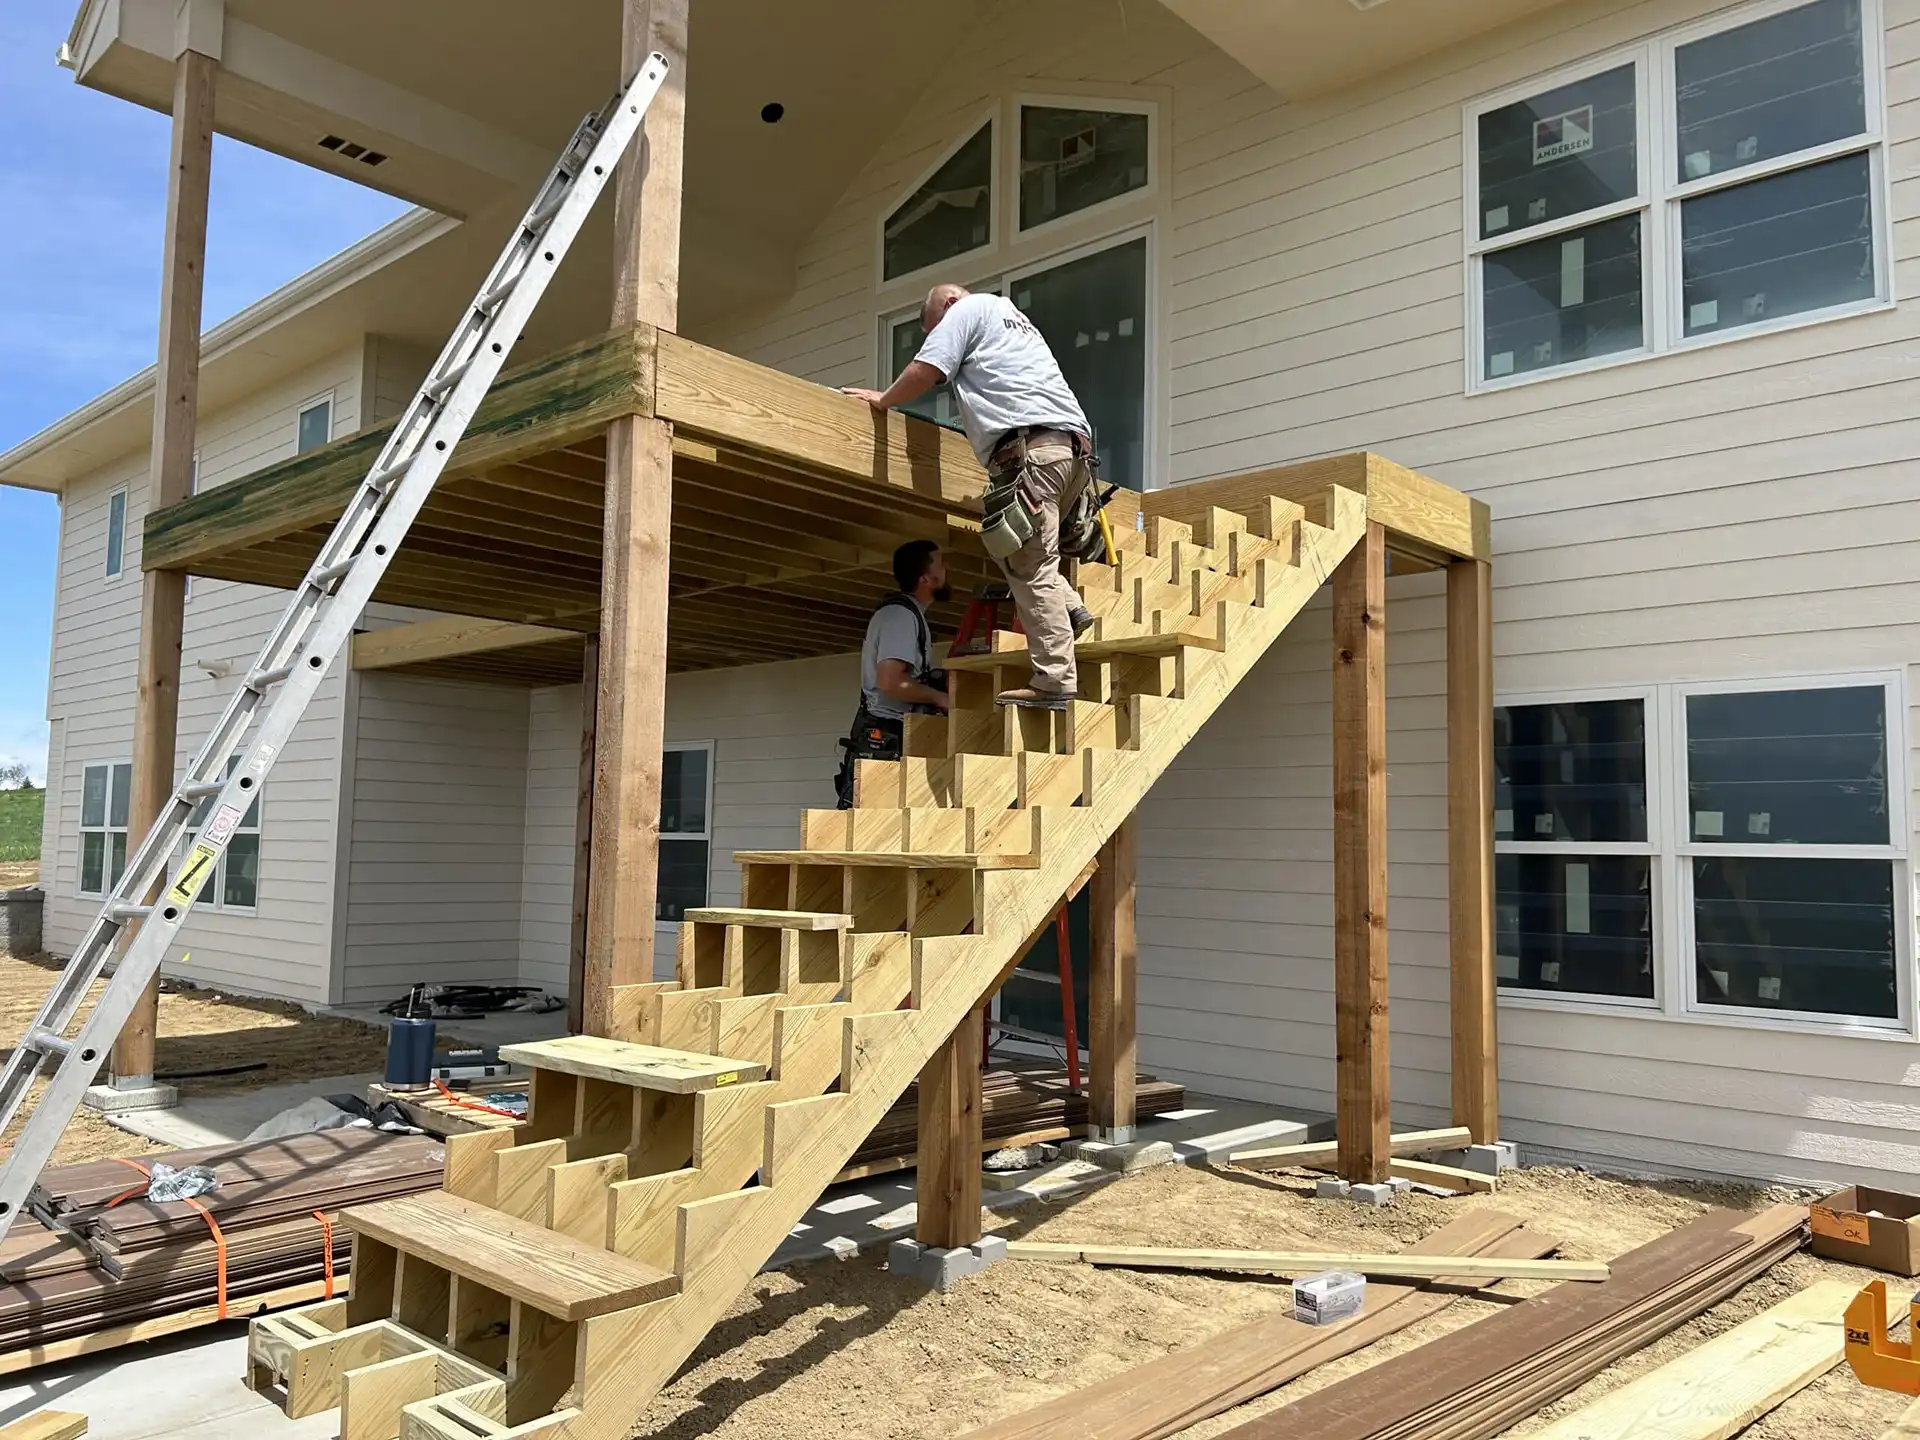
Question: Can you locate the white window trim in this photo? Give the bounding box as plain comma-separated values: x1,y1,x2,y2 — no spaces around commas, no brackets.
104,487,128,582
296,391,336,454
655,740,716,931
77,759,131,899
875,110,1001,293
1495,670,1915,1040
1010,92,1160,245
1462,0,1893,395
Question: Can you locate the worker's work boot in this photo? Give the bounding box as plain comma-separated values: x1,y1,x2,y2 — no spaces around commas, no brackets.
997,686,1072,711
1069,605,1096,638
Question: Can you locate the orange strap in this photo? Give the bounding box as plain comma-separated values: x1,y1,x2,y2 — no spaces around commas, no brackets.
108,1156,229,1319
432,1077,522,1119
312,1210,335,1299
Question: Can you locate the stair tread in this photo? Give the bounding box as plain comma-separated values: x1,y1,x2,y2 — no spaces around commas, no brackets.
943,630,1223,671
734,848,1040,869
344,1190,678,1322
685,907,854,930
498,1034,766,1092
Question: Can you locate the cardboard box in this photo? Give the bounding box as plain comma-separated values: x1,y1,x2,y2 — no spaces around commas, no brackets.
1811,1186,1920,1276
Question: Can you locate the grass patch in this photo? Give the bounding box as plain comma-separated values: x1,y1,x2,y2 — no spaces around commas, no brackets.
0,790,44,863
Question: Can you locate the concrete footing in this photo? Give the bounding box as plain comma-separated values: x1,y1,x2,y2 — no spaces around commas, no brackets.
1062,1138,1175,1174
83,1080,180,1116
1315,1177,1350,1201
888,1234,1010,1292
1349,1182,1395,1207
1437,1141,1520,1176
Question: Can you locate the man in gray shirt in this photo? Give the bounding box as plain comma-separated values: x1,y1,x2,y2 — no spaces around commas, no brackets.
834,540,952,808
847,284,1095,710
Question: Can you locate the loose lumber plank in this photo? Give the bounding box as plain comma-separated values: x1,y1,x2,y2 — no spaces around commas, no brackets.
962,1213,1554,1440
1447,557,1499,1144
1230,1127,1471,1172
1526,1279,1852,1440
0,1413,86,1440
1002,1242,1607,1282
1386,1159,1496,1195
1331,520,1390,1183
732,849,1041,869
498,1035,763,1093
0,1277,334,1378
684,907,853,930
1214,1204,1809,1440
342,1191,675,1322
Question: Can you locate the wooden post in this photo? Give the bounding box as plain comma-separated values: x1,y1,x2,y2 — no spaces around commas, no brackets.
1331,521,1390,1185
582,0,687,1036
1089,819,1138,1140
112,47,216,1086
1448,559,1499,1144
915,1006,984,1251
567,636,600,1034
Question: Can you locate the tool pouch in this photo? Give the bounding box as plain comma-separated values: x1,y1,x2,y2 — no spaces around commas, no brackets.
981,471,1039,560
1059,479,1114,565
834,708,906,810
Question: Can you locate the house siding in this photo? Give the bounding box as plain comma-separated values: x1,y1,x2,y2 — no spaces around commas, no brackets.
42,348,365,1002
698,0,1920,1189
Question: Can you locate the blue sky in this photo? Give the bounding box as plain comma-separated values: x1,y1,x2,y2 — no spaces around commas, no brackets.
0,4,409,782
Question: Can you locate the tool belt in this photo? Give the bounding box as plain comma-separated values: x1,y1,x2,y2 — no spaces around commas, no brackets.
981,427,1095,562
834,705,906,810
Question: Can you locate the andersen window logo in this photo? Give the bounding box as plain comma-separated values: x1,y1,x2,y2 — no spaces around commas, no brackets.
1533,105,1595,164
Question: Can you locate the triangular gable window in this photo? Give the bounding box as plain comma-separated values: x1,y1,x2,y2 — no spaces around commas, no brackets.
883,122,993,281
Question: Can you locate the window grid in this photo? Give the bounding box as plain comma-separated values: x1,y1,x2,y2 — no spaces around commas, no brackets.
1463,0,1890,392
657,741,714,925
296,394,334,455
182,756,263,913
77,761,131,899
1013,93,1160,242
1497,673,1912,1037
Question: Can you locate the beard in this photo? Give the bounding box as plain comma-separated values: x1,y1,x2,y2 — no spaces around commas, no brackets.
931,585,953,604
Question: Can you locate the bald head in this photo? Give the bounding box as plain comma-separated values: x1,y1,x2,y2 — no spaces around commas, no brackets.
922,283,970,332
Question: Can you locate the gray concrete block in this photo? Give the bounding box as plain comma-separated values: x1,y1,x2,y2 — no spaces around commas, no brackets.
1438,1141,1520,1177
1389,1176,1415,1196
972,1234,1009,1265
887,1238,928,1274
83,1080,180,1116
924,1246,982,1292
889,1235,1009,1291
1315,1177,1351,1200
1064,1138,1176,1174
1091,1125,1135,1145
1350,1182,1395,1208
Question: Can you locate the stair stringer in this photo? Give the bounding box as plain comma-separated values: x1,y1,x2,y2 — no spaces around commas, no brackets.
548,485,1370,1440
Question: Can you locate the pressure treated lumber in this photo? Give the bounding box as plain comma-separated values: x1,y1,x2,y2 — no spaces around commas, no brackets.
1526,1279,1851,1440
352,617,580,672
116,42,217,1083
917,1007,985,1250
962,1212,1555,1440
1230,1127,1471,1172
1448,558,1498,1144
342,1191,675,1321
1215,1205,1809,1440
0,1412,86,1440
1090,818,1138,1136
497,1035,764,1092
1331,520,1390,1183
1002,1242,1607,1282
569,633,599,1033
733,849,1039,869
685,908,854,930
585,0,689,1034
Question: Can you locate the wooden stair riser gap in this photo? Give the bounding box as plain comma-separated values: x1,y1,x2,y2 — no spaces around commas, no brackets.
395,1254,452,1339
785,929,847,995
741,863,788,911
793,863,845,915
522,1072,579,1145
449,1274,512,1371
741,928,783,995
573,1078,635,1155
848,867,910,933
677,922,736,990
349,1236,400,1327
908,869,979,938
505,1302,575,1425
630,1090,697,1177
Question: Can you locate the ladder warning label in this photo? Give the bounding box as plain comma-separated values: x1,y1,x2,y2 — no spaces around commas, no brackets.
205,804,245,846
168,843,221,905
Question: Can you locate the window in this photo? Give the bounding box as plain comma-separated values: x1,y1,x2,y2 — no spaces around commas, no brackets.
1466,0,1887,388
881,232,1151,490
883,122,995,283
104,490,127,579
182,757,262,911
297,396,333,454
1494,697,1656,1003
1496,675,1908,1032
79,762,131,897
1019,103,1152,231
657,743,712,923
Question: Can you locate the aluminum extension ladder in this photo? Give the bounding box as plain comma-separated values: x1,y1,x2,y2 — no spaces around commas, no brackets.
0,54,672,1243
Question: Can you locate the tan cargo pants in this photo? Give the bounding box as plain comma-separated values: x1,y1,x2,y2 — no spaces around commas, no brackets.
995,442,1091,697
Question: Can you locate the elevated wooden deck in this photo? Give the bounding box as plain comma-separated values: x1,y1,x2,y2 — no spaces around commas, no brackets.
141,326,1488,679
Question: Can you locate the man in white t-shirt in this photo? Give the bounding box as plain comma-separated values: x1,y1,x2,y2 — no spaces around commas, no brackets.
846,284,1095,710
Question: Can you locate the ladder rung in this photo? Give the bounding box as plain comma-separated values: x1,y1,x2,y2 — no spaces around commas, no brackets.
106,903,153,923
527,180,572,229
248,664,295,691
366,458,409,492
425,360,473,402
24,1029,71,1061
310,556,357,586
177,779,223,800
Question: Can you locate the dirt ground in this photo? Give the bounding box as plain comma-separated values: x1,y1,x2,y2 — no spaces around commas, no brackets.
632,1162,1907,1440
0,939,398,1166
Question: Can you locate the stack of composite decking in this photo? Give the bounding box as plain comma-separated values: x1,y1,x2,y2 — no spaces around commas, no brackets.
0,1130,443,1365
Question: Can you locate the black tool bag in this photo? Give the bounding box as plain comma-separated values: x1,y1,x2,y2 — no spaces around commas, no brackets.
835,707,905,809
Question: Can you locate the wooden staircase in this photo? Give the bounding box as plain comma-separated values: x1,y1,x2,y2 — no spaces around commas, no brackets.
246,483,1370,1440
